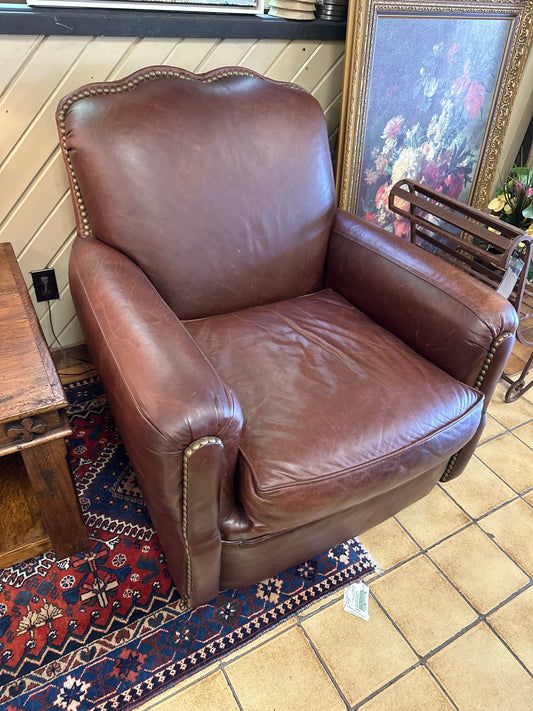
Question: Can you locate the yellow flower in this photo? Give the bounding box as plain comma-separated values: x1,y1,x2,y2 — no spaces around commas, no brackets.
504,202,514,215
488,195,505,212
488,194,513,214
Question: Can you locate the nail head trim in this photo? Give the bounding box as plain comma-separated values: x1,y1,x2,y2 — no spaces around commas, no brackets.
441,331,514,482
181,435,223,609
58,67,303,240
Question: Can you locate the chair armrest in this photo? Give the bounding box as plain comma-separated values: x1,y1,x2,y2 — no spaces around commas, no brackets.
325,209,519,396
69,237,243,605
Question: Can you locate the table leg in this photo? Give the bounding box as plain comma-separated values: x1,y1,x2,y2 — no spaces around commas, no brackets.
21,438,90,559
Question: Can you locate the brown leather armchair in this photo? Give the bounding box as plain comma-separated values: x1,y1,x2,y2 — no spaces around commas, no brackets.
57,66,518,609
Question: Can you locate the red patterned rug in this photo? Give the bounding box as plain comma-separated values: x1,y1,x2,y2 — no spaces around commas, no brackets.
0,378,374,710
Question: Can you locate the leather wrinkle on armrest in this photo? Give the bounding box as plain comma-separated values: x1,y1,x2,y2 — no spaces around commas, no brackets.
69,238,243,450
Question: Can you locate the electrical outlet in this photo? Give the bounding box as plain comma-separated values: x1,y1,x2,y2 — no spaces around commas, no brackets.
31,268,60,302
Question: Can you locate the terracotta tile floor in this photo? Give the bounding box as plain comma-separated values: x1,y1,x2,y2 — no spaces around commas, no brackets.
57,351,533,710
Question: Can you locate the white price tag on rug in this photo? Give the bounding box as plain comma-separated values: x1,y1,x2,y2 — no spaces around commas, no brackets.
343,581,370,620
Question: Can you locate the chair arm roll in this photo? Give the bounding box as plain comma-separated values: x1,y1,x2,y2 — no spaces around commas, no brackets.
325,209,519,396
69,237,243,602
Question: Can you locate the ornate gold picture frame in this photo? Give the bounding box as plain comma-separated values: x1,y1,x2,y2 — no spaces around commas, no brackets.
336,0,533,224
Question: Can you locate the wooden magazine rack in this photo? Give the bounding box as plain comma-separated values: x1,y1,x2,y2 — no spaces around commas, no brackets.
389,179,533,402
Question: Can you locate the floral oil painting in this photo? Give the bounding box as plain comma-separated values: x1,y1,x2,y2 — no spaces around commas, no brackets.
356,15,513,237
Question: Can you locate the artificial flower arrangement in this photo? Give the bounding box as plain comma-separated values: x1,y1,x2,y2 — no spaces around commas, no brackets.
488,166,533,282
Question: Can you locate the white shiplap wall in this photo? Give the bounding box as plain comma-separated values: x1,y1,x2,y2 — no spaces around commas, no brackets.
0,35,345,346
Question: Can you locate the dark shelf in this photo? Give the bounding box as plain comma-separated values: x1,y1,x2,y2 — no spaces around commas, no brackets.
0,4,347,39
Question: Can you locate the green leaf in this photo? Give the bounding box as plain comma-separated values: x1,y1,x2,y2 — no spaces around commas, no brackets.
522,202,533,220
513,166,532,179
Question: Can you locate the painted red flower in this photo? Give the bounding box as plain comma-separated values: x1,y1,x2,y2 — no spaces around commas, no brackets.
424,161,445,190
444,173,465,199
464,81,485,118
375,183,391,210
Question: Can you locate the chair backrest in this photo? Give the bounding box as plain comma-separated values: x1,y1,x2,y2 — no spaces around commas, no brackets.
57,66,336,319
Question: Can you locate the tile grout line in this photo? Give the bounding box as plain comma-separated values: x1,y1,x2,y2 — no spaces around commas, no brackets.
215,583,350,669
370,521,532,629
470,516,533,578
483,416,533,438
344,586,464,711
350,661,462,711
473,429,533,499
349,661,422,710
218,619,298,668
220,665,245,711
484,609,533,680
367,584,479,663
297,621,353,710
422,663,462,711
370,552,533,682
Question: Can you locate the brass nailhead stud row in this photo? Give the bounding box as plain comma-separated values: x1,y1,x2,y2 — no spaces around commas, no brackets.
59,68,300,241
445,330,514,480
181,436,223,608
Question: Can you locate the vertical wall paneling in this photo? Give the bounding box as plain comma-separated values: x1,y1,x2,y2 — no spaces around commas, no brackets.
0,35,345,347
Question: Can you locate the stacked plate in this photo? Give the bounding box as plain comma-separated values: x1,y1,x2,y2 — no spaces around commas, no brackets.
315,0,348,21
268,0,316,20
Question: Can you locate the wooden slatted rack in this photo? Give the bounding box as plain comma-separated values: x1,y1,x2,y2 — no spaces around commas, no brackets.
389,179,533,402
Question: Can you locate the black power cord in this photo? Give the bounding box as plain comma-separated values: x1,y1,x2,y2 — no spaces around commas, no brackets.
46,301,95,379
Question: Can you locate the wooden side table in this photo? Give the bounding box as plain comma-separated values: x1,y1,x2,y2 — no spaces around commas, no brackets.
0,242,90,568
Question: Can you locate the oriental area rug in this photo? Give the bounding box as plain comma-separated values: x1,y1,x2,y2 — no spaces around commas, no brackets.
0,378,375,711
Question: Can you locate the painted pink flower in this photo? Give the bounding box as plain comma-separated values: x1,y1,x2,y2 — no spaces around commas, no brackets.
375,154,390,173
394,217,411,241
464,81,485,118
444,173,465,199
365,168,379,185
452,73,470,95
514,178,525,201
365,211,378,224
381,115,404,140
447,43,460,62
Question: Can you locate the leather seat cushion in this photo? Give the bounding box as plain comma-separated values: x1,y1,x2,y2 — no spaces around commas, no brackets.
184,289,483,535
